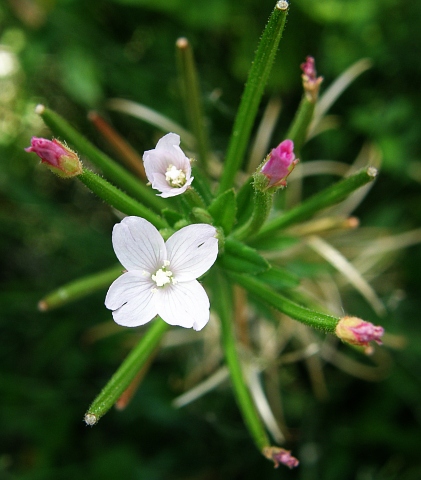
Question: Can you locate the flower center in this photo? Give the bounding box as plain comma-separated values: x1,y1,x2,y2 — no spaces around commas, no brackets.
151,261,176,288
165,164,186,187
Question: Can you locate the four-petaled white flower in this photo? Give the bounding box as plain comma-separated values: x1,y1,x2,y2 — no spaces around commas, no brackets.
143,133,194,197
105,217,218,331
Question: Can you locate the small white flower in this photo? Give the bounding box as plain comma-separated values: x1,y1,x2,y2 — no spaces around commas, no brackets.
105,217,218,331
143,133,194,197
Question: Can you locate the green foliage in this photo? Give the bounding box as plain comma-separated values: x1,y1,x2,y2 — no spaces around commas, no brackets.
1,0,421,478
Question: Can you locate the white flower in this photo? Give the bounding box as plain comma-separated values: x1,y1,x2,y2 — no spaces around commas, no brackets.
105,216,218,331
143,133,194,197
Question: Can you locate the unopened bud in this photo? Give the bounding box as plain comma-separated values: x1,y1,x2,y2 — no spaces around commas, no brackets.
25,137,82,178
255,139,298,191
336,316,384,351
263,446,299,469
301,56,323,103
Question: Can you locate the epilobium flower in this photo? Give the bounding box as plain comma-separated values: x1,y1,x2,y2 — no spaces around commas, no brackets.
263,447,299,469
143,133,194,197
335,316,384,351
25,137,82,178
105,217,218,331
256,139,298,190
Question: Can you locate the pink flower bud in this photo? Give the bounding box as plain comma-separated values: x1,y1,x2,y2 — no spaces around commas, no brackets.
260,139,297,189
335,316,385,349
300,56,323,102
25,137,82,178
263,446,299,469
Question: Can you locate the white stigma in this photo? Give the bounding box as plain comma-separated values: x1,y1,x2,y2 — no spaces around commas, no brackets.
165,164,186,187
152,265,174,287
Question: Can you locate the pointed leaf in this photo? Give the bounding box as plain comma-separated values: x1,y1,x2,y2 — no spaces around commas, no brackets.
256,266,300,290
208,189,237,234
218,238,269,274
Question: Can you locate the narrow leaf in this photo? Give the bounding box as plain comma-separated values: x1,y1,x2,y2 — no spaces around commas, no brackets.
208,189,237,234
219,238,270,274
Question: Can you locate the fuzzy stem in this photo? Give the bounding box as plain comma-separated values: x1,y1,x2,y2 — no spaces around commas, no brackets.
214,272,270,450
183,186,207,209
228,272,339,332
218,2,289,194
79,168,167,229
38,264,123,311
232,189,273,241
85,319,169,424
36,105,165,212
252,167,378,241
176,38,210,171
285,95,315,154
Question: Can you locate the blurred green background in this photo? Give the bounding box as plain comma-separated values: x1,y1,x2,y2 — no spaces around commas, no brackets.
1,0,421,478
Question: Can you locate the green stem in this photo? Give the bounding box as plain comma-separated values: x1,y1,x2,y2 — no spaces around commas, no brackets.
37,105,166,212
85,319,169,423
252,167,378,241
176,38,210,171
183,186,207,209
218,2,289,194
285,95,315,154
214,272,270,450
229,272,339,332
232,189,273,241
79,168,167,229
38,264,123,311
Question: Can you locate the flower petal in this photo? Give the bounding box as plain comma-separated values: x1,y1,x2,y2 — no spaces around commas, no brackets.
155,280,210,331
155,132,181,150
157,177,194,198
166,224,218,281
112,217,166,272
105,271,157,327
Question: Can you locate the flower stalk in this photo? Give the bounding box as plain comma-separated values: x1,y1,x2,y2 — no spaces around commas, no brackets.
232,189,273,241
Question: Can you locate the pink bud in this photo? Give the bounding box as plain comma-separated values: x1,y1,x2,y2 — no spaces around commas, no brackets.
263,447,299,469
300,56,323,102
260,139,297,188
335,316,385,349
25,137,82,178
301,56,317,81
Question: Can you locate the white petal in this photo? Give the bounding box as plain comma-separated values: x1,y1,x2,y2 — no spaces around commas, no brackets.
166,224,218,281
112,217,166,272
105,272,157,327
155,280,210,331
155,132,181,150
158,177,194,198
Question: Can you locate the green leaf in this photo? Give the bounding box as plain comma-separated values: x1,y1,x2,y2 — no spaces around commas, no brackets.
248,234,299,251
235,177,255,228
208,189,237,234
218,238,269,274
256,265,300,290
